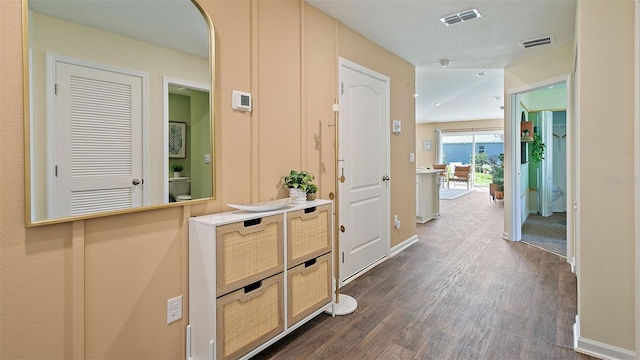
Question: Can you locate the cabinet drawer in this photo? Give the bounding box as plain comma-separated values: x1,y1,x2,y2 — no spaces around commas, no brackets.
287,252,332,325
216,214,284,297
286,204,331,268
216,273,284,360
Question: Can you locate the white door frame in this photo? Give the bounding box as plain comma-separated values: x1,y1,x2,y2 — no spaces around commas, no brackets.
506,73,575,269
337,57,391,286
162,76,210,203
634,0,639,353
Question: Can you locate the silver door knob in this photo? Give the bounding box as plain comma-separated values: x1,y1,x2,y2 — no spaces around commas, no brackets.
382,175,390,181
132,179,141,185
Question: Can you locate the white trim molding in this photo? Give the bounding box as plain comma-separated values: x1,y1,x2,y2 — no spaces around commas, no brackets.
340,234,419,287
574,315,636,360
634,0,640,356
390,234,419,257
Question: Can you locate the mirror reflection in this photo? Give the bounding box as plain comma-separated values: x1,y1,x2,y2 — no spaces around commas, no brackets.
26,0,213,223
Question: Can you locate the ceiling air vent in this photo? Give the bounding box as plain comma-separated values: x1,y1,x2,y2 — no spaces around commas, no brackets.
519,35,555,49
440,9,481,26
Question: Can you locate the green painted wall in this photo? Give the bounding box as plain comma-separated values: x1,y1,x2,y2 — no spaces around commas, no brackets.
189,90,211,199
169,94,191,177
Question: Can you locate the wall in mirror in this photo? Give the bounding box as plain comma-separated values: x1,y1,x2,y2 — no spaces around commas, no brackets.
26,0,214,224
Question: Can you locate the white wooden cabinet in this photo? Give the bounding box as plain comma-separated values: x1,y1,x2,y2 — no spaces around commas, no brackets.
188,200,334,360
416,170,441,223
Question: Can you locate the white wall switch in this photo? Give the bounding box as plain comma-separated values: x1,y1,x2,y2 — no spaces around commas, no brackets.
392,120,401,134
204,154,211,164
409,152,415,163
167,295,182,324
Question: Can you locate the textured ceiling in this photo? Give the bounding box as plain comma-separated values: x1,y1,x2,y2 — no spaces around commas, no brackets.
30,0,576,124
307,0,577,123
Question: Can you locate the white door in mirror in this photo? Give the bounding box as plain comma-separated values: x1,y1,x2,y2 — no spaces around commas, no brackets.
232,90,251,112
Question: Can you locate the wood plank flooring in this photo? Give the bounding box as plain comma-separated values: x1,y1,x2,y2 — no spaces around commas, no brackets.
256,189,597,360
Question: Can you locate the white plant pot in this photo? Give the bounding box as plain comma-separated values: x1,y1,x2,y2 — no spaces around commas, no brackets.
288,188,306,204
173,171,181,178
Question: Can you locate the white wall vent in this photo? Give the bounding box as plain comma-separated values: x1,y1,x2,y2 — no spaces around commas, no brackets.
519,35,555,49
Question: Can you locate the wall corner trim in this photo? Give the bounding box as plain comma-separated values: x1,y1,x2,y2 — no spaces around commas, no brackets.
574,315,637,360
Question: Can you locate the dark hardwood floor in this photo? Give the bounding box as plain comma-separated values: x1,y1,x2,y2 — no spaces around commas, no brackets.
256,189,597,359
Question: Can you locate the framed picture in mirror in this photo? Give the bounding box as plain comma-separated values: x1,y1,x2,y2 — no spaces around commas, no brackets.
169,121,187,158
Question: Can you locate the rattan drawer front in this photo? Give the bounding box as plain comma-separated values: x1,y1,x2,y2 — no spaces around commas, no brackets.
287,204,331,268
217,273,284,360
216,215,284,297
287,252,332,325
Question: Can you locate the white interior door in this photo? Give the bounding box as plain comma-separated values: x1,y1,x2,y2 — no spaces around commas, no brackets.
52,58,143,217
338,58,389,284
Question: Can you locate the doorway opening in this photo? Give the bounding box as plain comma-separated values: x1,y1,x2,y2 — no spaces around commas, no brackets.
507,75,574,265
162,77,211,204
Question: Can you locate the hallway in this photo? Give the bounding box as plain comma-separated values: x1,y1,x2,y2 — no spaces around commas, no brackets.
257,190,596,359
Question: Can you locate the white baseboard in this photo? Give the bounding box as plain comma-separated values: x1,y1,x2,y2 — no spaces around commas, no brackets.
574,315,636,360
390,234,418,257
570,256,576,273
341,234,419,287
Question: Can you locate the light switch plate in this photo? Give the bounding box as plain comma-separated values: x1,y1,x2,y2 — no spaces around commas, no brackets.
409,153,415,163
392,120,401,134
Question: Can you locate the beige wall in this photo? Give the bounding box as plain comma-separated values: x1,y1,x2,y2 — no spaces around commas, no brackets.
415,119,504,168
0,0,415,358
574,0,635,351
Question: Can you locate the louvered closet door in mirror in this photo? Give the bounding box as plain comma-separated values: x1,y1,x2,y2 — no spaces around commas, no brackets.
54,58,143,218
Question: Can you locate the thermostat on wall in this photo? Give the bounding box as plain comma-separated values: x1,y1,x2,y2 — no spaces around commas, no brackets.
232,90,252,112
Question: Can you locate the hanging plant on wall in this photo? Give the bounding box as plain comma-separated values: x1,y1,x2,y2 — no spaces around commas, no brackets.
531,133,546,164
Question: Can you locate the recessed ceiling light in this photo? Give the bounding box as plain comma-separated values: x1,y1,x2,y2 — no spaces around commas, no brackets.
440,9,482,26
476,71,487,77
440,59,450,67
434,102,441,106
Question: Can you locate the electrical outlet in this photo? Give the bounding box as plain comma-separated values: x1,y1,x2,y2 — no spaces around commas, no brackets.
394,215,401,229
167,295,182,324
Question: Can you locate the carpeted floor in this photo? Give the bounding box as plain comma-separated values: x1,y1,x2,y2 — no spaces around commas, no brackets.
440,188,473,200
521,212,567,257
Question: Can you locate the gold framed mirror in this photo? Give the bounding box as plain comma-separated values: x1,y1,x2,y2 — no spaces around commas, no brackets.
23,0,215,226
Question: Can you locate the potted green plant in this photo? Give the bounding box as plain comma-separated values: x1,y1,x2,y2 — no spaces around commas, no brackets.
530,133,546,164
282,170,315,203
488,154,504,201
171,163,184,178
306,183,318,201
